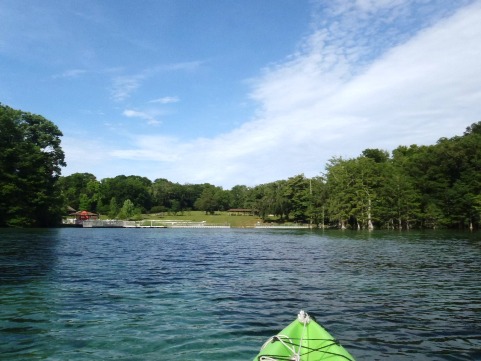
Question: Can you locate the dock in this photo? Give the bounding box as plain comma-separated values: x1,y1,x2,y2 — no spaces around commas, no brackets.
254,222,311,229
81,220,230,228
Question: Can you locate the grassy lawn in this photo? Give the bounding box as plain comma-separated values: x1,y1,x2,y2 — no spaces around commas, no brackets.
142,211,262,228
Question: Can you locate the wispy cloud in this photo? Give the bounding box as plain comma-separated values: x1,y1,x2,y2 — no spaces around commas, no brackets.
110,61,202,102
107,1,481,187
162,61,203,72
148,96,180,104
123,109,161,125
54,69,88,79
111,75,144,102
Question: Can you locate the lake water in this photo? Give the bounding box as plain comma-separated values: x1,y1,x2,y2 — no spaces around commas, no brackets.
1,228,480,360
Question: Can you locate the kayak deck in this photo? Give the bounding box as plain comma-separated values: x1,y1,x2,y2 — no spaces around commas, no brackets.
253,311,355,361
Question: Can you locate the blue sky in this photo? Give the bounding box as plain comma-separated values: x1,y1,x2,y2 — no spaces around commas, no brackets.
1,0,480,188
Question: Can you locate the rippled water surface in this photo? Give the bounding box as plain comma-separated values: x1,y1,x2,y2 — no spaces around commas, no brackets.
1,228,480,360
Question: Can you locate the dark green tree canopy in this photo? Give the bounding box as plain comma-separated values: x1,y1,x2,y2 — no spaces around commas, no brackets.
361,148,390,163
57,172,97,211
0,104,66,227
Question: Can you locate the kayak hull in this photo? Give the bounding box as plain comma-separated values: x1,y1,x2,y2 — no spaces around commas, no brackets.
253,311,355,361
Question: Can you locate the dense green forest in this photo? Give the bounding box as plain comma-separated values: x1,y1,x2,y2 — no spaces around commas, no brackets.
2,103,481,229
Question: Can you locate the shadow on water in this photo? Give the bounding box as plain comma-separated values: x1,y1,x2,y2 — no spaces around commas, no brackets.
0,229,63,358
0,229,61,285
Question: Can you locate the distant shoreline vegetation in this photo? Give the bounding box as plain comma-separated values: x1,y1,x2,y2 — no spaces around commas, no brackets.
2,103,481,229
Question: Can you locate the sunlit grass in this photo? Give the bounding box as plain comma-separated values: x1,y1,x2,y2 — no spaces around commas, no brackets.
142,211,262,228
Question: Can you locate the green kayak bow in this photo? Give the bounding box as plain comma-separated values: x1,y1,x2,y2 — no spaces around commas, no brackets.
253,311,356,361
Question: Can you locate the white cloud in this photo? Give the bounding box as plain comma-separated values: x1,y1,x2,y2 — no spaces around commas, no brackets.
61,135,113,176
109,135,184,162
101,1,481,187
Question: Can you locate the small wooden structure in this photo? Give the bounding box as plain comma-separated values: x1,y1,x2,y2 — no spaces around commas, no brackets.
71,210,99,225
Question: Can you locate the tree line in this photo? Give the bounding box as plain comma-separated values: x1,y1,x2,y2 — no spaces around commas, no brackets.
58,123,481,230
2,103,481,228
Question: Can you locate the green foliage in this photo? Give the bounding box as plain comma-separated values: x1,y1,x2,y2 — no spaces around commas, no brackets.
108,197,119,219
230,185,250,208
377,164,420,229
251,181,288,221
150,205,168,214
57,172,97,210
317,124,481,230
306,176,327,226
100,175,152,213
284,174,310,222
78,194,91,211
362,148,390,163
194,184,229,214
0,104,65,227
150,178,203,213
117,199,137,220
